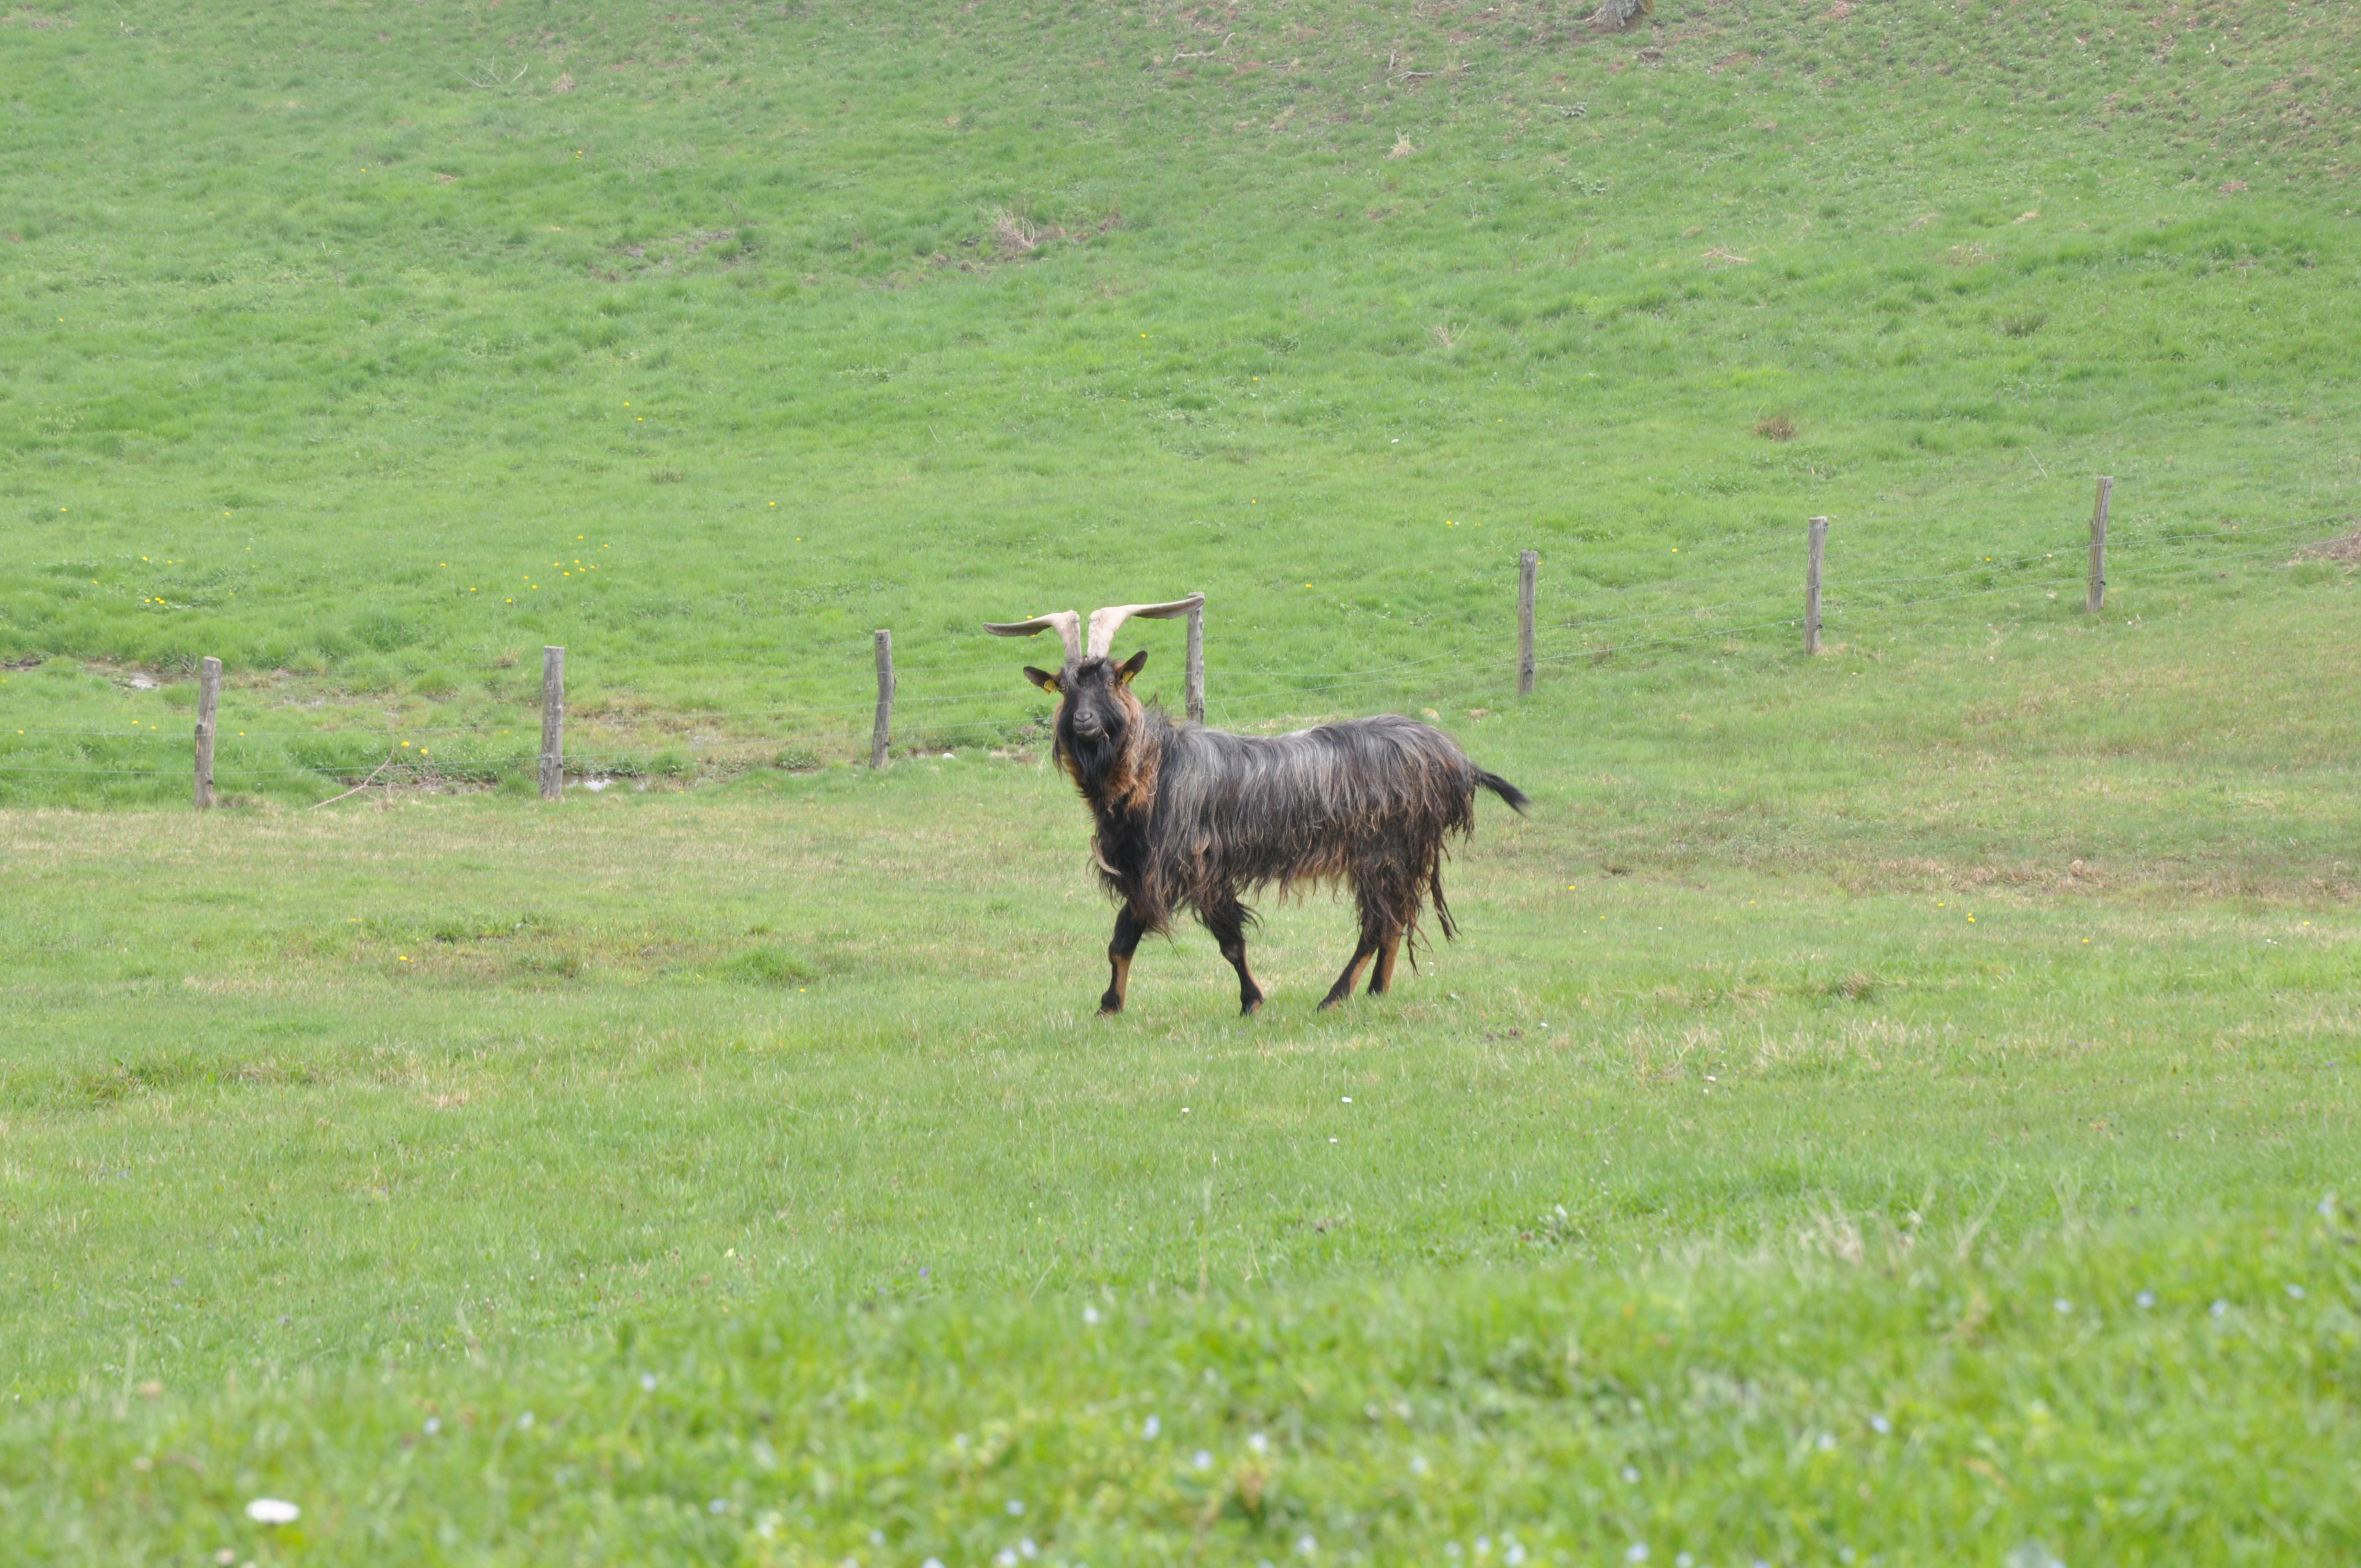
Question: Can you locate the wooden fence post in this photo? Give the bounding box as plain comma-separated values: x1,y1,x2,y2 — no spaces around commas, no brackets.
1184,598,1205,725
538,646,565,800
871,630,895,769
193,656,220,809
1805,516,1829,655
2087,476,2113,614
1517,549,1538,695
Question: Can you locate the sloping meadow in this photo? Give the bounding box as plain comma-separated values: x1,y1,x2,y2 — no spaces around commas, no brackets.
3,3,2359,1559
1,0,2355,800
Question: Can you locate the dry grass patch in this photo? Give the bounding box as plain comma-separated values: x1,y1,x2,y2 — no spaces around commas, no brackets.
2298,529,2360,567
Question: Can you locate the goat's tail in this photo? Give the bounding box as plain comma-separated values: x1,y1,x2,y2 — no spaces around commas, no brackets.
1473,769,1531,815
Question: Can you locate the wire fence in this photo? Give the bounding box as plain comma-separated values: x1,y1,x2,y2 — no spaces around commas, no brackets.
3,504,2352,795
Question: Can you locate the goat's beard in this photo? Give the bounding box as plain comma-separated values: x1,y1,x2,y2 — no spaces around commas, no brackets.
1058,719,1124,793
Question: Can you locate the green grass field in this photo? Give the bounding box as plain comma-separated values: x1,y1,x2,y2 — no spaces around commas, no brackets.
3,0,2359,1561
2,0,2356,795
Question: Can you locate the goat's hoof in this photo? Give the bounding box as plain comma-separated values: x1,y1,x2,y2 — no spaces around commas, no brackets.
1316,994,1346,1011
1097,999,1123,1017
1239,997,1263,1017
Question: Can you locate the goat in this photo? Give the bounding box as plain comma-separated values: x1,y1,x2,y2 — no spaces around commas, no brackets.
986,595,1529,1015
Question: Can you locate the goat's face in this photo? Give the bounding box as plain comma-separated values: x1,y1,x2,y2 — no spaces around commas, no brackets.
1026,650,1148,788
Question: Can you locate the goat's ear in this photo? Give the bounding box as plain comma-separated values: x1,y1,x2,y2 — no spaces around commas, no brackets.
1117,649,1149,685
1023,666,1062,695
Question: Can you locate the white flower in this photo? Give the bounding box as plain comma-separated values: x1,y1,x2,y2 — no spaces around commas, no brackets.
2135,1291,2156,1309
1248,1432,1269,1455
1007,1498,1027,1515
1141,1415,1160,1440
422,1417,440,1435
1194,1450,1214,1470
1295,1533,1318,1557
2053,1299,2072,1315
1505,1546,1527,1567
1625,1546,1649,1564
640,1373,657,1391
2287,1284,2306,1300
244,1499,300,1525
2211,1299,2229,1319
1870,1415,1891,1435
1082,1305,1101,1325
995,1551,1019,1567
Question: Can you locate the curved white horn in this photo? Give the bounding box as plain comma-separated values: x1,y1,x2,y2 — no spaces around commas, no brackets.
983,610,1084,662
1086,592,1203,657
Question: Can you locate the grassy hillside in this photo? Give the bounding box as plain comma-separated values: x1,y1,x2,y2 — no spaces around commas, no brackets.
1,0,2356,799
3,2,2358,1561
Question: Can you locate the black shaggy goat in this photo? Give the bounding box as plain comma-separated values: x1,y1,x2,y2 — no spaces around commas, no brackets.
987,596,1529,1015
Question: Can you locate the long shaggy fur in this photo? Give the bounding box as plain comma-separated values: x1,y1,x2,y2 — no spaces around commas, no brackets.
1046,654,1528,990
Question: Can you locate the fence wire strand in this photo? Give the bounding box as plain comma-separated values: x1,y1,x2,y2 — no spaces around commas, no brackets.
6,512,2353,786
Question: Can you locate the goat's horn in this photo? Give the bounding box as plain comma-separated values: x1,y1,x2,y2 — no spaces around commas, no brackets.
1085,592,1203,657
982,609,1084,662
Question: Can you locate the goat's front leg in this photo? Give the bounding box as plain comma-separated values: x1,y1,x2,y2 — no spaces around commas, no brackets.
1200,895,1265,1016
1100,904,1146,1016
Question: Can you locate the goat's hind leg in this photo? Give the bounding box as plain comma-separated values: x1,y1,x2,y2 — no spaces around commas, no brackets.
1200,895,1265,1016
1365,867,1422,997
1319,916,1381,1010
1367,919,1406,995
1100,903,1146,1016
